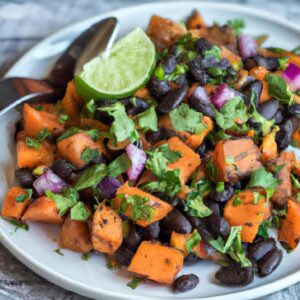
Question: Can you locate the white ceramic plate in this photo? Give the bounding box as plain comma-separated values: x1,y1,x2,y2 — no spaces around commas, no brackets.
1,2,300,300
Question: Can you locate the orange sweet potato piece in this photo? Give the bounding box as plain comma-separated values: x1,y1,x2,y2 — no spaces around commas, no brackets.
114,182,173,227
17,140,54,169
61,81,84,126
60,216,93,253
57,132,104,169
147,15,187,50
278,199,300,249
260,128,278,164
224,190,270,243
22,196,63,224
1,187,31,219
23,103,64,137
91,204,122,254
213,139,262,182
170,231,206,258
166,136,201,183
271,152,292,206
186,10,206,30
128,241,184,285
249,67,271,103
292,129,300,148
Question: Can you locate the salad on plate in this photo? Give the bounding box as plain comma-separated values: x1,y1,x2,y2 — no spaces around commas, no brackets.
2,9,300,293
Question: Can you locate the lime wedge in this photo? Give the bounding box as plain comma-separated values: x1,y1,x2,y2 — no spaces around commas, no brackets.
75,27,156,100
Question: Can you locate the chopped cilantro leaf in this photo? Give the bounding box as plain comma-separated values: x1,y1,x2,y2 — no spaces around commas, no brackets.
204,45,221,62
2,217,29,232
146,144,182,177
74,164,107,191
25,137,40,149
136,106,158,133
186,230,201,254
291,174,300,188
54,248,64,256
99,102,139,144
108,153,131,178
165,64,188,81
118,194,155,222
82,253,90,261
127,277,145,289
58,114,69,124
214,97,249,131
57,127,81,143
232,194,242,206
16,189,32,203
185,189,212,218
257,219,271,239
226,19,245,36
278,57,288,70
70,201,90,221
253,191,264,205
36,128,50,141
265,74,294,105
80,146,100,163
35,105,43,111
169,103,206,134
87,129,100,142
247,167,280,200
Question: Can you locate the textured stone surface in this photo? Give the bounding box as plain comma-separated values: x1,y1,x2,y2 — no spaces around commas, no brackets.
0,0,300,299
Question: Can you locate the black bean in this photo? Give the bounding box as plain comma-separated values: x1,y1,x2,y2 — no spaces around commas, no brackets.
242,79,263,106
205,215,230,238
188,57,208,85
94,99,116,124
274,109,284,125
204,198,220,216
161,208,192,234
201,55,219,69
196,142,207,157
123,225,142,251
210,183,234,203
140,221,160,240
257,248,283,277
184,253,199,264
244,58,258,70
120,97,149,115
254,55,279,71
214,59,236,77
276,119,293,150
51,160,75,180
157,85,189,114
215,265,254,287
114,245,135,266
188,92,215,118
257,100,279,120
15,168,35,188
248,238,276,262
184,214,201,229
287,104,300,116
195,38,213,53
146,128,176,144
172,274,199,293
147,77,171,100
161,55,177,74
291,116,300,131
196,219,214,242
175,74,190,86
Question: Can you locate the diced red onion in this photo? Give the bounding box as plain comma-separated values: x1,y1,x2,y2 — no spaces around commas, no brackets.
126,144,147,181
211,83,236,109
238,34,257,60
282,63,300,92
98,176,121,199
33,169,67,196
191,86,210,105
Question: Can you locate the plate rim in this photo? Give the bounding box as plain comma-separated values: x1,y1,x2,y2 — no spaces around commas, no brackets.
2,1,300,299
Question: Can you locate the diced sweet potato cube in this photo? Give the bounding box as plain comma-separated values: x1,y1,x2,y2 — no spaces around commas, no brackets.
57,132,104,169
213,138,261,183
128,241,184,285
114,182,172,227
166,136,201,183
1,187,30,219
91,204,122,254
147,15,187,50
278,199,300,249
22,196,63,224
224,190,270,243
60,216,93,253
23,103,64,137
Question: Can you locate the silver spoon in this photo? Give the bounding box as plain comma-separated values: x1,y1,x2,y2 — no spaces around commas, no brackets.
0,17,118,117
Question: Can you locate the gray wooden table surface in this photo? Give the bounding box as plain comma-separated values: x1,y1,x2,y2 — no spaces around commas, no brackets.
1,0,300,299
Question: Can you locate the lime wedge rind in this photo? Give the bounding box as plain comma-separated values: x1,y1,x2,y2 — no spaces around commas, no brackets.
75,27,156,101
